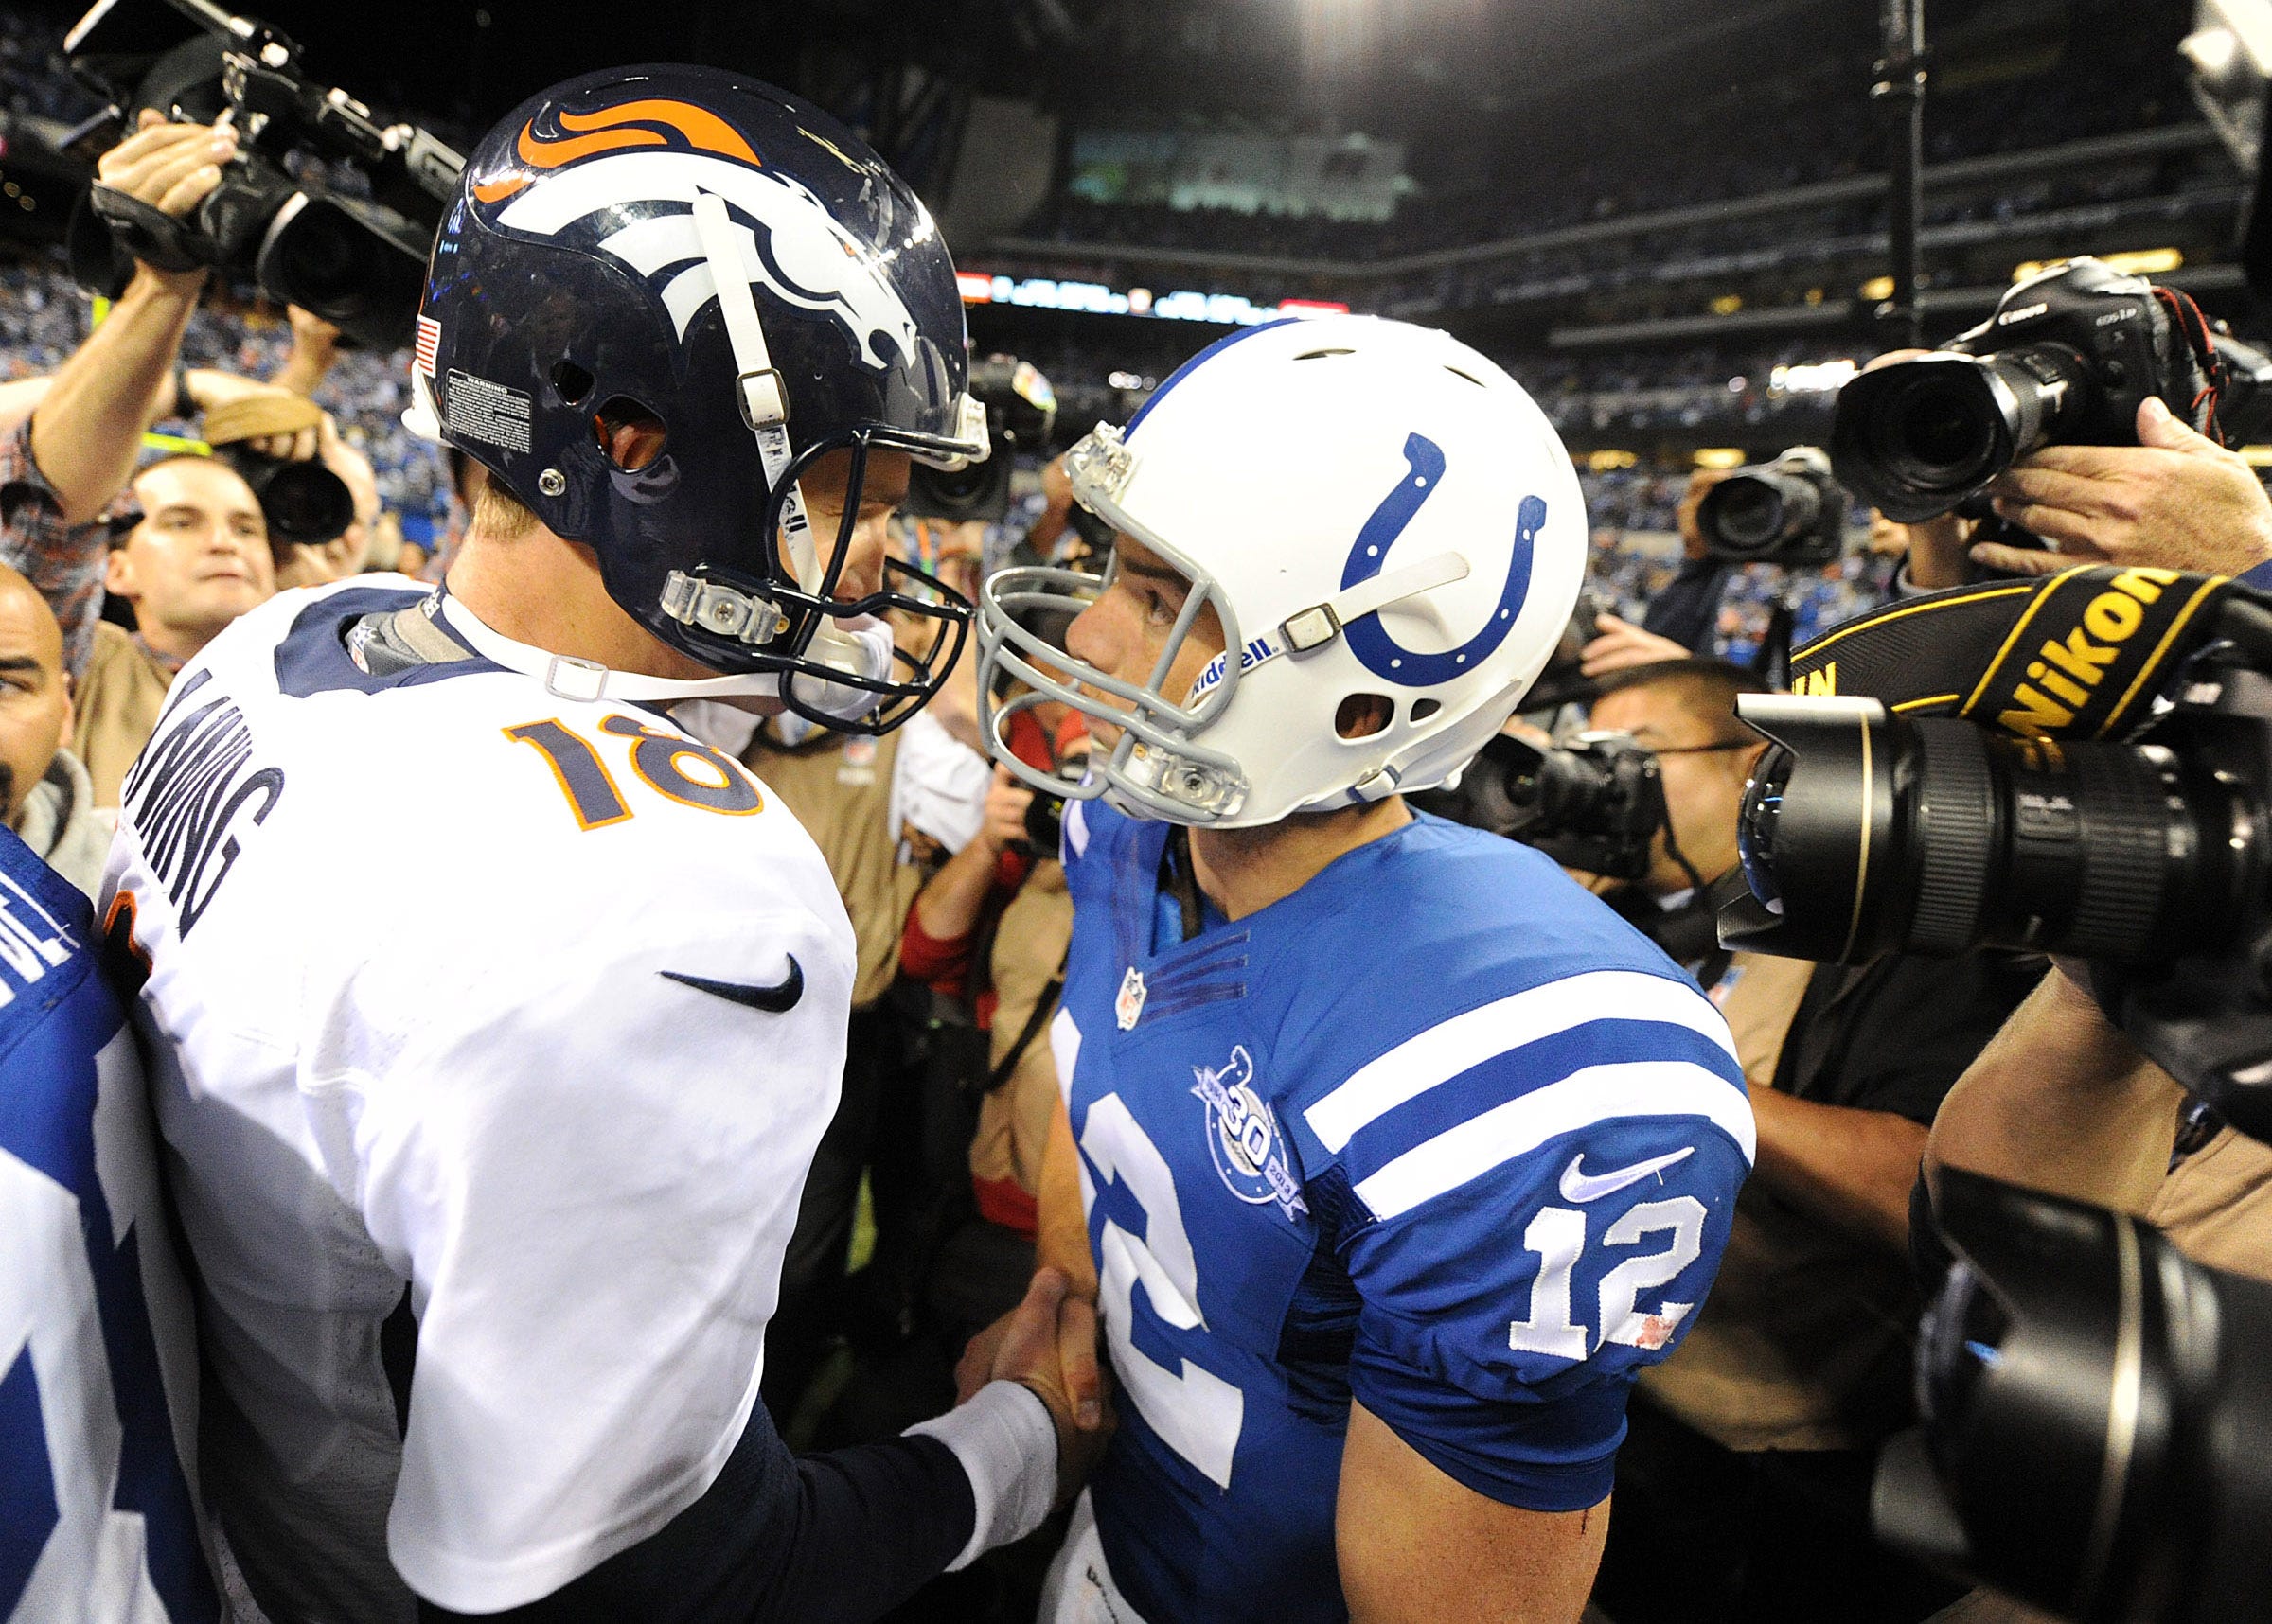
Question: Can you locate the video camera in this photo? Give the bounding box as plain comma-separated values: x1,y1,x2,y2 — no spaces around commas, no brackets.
62,0,463,349
904,356,1057,523
1695,446,1850,568
1831,257,2272,523
1717,565,2272,1620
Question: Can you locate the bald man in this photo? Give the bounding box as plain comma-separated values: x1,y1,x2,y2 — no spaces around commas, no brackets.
0,563,105,896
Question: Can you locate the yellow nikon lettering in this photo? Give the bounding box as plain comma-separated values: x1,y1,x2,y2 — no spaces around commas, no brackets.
1795,662,1837,697
2037,626,2117,688
2083,591,2144,644
2024,661,2090,708
2110,566,2178,604
1997,683,2074,738
2017,575,2169,723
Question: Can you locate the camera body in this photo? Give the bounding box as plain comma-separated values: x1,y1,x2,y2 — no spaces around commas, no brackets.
1015,760,1088,858
1694,446,1848,567
1724,571,2272,1622
904,357,1057,523
1832,258,2226,522
64,0,462,349
1438,730,1668,883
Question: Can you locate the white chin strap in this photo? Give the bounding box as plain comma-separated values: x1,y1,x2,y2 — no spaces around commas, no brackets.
437,591,895,715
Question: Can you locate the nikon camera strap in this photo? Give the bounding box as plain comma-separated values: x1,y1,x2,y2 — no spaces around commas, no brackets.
1784,565,2243,741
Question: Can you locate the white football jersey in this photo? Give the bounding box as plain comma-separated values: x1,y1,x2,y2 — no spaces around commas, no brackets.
99,577,859,1622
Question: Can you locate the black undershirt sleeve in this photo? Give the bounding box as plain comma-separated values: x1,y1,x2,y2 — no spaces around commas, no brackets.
417,1398,977,1624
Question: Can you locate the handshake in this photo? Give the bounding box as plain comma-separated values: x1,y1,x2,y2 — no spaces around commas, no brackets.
954,1266,1114,1499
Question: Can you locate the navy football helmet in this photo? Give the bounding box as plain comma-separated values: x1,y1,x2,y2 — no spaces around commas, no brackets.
412,64,986,730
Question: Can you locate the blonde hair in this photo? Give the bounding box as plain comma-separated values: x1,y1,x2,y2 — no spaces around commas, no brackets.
470,477,541,542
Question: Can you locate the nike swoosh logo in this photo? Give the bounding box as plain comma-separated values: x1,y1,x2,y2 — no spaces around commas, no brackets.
1558,1146,1695,1204
660,958,804,1014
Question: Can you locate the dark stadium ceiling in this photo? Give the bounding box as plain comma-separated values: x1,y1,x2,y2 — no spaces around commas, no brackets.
30,0,2181,151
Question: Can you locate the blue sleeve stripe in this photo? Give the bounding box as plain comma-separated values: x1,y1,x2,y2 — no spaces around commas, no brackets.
1350,1060,1756,1220
1304,969,1736,1153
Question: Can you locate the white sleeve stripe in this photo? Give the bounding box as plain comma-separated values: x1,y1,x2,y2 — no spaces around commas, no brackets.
1303,970,1739,1153
1062,798,1091,859
1349,1060,1756,1221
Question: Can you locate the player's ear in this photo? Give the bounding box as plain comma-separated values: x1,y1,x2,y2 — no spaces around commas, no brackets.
1336,693,1393,740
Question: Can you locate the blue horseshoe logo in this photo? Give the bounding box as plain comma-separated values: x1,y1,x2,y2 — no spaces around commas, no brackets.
1340,432,1543,687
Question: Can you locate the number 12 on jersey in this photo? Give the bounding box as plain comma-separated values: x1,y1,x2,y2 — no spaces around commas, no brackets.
1508,1196,1705,1360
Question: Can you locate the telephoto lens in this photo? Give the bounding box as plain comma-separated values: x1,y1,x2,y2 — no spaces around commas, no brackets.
1719,694,2263,965
1831,349,2089,523
1694,447,1847,566
1828,258,2219,522
1874,1169,2272,1624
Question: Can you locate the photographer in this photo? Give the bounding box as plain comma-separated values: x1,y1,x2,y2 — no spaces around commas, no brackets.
0,114,343,805
1578,468,1733,677
1900,398,2272,1624
1582,658,2040,1624
1858,344,2272,593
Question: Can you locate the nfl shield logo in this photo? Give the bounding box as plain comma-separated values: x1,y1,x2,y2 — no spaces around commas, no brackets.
1115,966,1147,1031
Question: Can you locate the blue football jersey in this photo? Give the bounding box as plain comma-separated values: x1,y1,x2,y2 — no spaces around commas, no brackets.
0,827,216,1622
1052,801,1752,1624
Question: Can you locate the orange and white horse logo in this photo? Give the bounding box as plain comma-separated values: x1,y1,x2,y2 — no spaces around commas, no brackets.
472,98,925,372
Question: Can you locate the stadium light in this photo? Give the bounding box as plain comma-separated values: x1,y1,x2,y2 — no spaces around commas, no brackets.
2188,0,2272,170
2011,249,2183,282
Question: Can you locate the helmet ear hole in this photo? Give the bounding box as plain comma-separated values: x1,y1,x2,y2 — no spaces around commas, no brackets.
550,361,595,407
595,396,668,471
1411,697,1442,723
1337,693,1394,740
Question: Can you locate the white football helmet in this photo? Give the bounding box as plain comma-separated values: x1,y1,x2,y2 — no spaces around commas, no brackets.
976,314,1589,827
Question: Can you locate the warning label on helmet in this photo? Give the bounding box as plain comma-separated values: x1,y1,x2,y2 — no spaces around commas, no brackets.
443,371,533,454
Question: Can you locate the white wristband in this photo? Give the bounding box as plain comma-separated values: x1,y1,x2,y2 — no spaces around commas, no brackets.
903,1379,1058,1571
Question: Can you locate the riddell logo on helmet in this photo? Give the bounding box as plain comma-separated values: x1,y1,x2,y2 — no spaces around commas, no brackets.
468,98,925,373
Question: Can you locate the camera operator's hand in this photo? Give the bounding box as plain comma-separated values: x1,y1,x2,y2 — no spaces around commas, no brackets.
1580,612,1691,678
981,763,1035,853
1978,397,2272,580
94,112,238,287
34,113,240,523
275,307,343,399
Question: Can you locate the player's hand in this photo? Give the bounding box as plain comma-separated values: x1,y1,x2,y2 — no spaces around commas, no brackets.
956,1270,1109,1426
1579,612,1690,678
982,764,1034,852
97,111,237,224
961,1268,1113,1502
1979,397,2272,579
